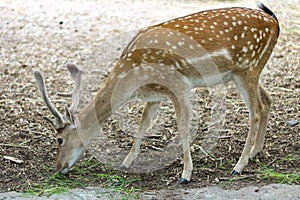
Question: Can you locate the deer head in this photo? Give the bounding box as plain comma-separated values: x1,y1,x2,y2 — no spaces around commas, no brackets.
33,63,85,174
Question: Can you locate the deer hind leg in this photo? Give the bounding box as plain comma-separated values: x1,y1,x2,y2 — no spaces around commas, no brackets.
120,101,160,170
250,84,272,159
170,93,192,184
231,73,264,175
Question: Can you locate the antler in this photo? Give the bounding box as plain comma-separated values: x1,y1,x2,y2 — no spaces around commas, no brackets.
33,63,83,128
33,69,65,129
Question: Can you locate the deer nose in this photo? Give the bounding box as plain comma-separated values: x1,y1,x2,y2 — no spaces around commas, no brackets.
60,167,70,175
56,162,69,174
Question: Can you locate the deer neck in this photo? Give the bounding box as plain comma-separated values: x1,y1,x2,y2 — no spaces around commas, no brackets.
76,80,116,144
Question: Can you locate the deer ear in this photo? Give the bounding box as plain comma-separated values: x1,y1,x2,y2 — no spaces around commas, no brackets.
64,105,75,126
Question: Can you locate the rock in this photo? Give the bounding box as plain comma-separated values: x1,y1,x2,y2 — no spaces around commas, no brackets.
287,119,298,127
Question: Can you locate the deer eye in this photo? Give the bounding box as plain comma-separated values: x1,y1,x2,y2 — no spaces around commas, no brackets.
57,138,64,145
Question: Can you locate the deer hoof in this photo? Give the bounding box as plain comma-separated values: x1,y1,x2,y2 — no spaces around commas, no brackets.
230,170,240,176
177,178,190,184
119,165,129,171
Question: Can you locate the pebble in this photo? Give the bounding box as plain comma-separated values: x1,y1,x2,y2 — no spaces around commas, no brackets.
287,119,298,127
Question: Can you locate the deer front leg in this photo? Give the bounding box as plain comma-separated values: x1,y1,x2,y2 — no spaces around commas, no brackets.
179,136,193,184
120,101,160,170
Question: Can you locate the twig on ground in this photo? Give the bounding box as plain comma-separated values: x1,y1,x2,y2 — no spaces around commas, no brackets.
218,174,257,181
0,143,30,148
198,145,216,161
3,156,24,164
267,157,279,167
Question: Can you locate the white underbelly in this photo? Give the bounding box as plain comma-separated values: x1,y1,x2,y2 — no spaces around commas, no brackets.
190,71,232,88
133,71,232,102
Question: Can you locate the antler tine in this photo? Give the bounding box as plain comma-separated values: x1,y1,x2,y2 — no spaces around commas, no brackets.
33,70,65,129
65,63,83,113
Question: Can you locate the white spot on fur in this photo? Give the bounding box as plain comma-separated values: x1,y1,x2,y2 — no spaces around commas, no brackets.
242,47,248,53
249,44,254,50
175,62,182,70
178,41,185,46
265,27,269,32
241,32,245,38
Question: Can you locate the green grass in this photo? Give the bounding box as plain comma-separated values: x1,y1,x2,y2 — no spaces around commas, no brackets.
254,155,300,184
218,157,300,187
258,166,300,184
24,173,82,196
279,156,296,162
24,157,141,198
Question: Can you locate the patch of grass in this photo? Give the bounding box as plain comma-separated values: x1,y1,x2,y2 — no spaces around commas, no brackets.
258,166,300,184
24,173,83,196
217,158,226,170
24,157,141,198
279,156,296,162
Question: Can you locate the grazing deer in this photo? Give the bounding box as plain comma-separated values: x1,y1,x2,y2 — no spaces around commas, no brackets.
34,2,279,184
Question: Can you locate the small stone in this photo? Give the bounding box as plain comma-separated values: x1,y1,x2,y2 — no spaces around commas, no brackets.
287,120,298,127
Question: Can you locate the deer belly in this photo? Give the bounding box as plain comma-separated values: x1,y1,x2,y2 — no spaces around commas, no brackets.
190,71,232,87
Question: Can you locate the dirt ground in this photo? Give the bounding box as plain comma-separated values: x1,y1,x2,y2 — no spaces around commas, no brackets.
0,0,299,196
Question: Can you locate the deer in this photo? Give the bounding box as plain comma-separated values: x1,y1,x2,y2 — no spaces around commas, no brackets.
33,2,279,184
